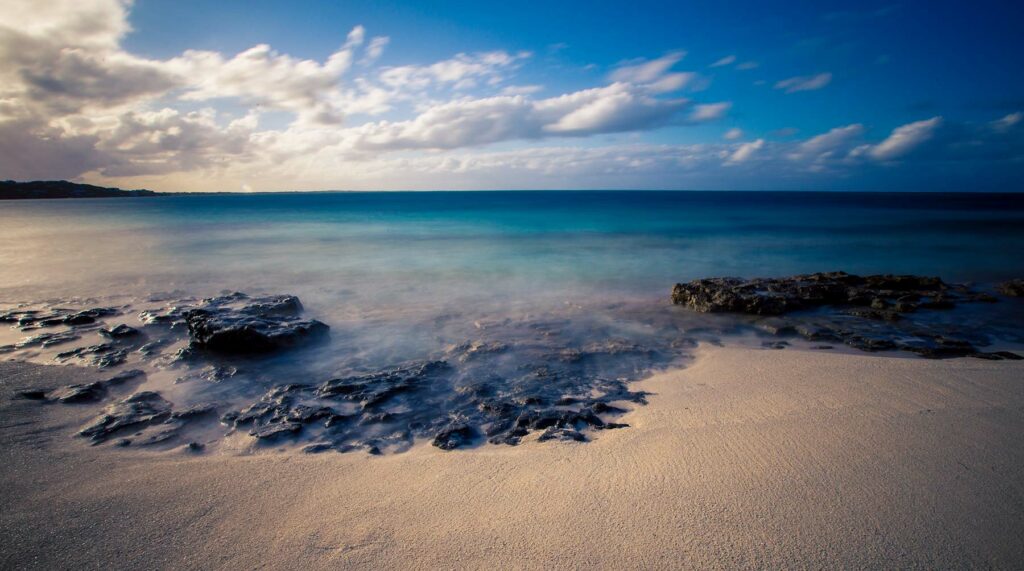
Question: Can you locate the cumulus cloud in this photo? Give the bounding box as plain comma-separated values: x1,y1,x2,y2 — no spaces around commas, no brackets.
4,0,1022,192
608,52,697,94
774,72,832,93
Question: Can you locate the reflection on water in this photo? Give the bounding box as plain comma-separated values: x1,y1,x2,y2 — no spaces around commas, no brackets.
1,191,1023,453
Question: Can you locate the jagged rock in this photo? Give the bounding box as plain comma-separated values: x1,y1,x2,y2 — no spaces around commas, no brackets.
170,403,218,420
99,324,140,338
15,389,49,400
102,369,145,386
970,351,1024,360
756,318,797,336
56,343,128,368
432,423,477,450
538,427,587,442
318,361,449,407
14,331,80,348
250,421,301,440
79,392,172,442
184,296,328,354
997,279,1024,297
50,382,106,403
671,272,955,316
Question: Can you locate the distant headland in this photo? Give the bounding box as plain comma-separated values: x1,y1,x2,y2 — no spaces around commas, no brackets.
0,180,161,200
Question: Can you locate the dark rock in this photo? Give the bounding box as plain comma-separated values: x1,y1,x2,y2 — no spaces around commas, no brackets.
56,343,127,368
302,442,335,454
99,324,140,338
970,351,1024,360
187,441,205,452
184,303,328,354
50,382,106,403
756,318,797,336
844,308,902,322
538,427,587,442
14,331,80,348
102,369,145,386
671,272,952,316
432,423,477,450
79,391,172,442
997,279,1024,297
318,361,449,407
870,298,890,310
170,403,218,420
250,422,301,440
762,341,789,350
16,389,49,400
598,422,630,430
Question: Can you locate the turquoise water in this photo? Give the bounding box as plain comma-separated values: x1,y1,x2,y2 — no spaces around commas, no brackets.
3,191,1023,304
2,191,1023,451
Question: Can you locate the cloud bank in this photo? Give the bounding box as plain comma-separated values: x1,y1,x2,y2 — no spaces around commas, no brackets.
0,0,1021,191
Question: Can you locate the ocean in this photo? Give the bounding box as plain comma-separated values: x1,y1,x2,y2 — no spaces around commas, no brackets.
2,191,1023,451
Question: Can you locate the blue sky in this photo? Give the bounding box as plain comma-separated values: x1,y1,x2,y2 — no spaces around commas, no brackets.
1,0,1022,191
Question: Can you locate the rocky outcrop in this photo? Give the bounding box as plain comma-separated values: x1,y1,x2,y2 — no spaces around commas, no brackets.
998,279,1024,297
671,272,952,316
79,392,173,442
183,294,328,354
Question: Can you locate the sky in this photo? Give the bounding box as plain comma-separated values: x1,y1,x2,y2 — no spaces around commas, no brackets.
1,0,1023,192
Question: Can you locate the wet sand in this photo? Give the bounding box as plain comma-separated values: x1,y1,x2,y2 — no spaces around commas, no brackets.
2,346,1023,569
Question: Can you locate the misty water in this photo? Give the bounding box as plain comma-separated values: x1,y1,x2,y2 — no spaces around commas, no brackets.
2,191,1024,453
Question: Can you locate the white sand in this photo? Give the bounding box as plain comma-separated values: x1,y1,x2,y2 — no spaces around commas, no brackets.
2,346,1023,569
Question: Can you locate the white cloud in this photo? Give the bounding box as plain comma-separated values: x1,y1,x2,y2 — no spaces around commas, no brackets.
725,139,764,164
869,117,942,160
723,128,743,140
789,123,864,161
361,36,390,66
689,102,731,122
736,61,759,70
710,55,736,68
774,72,832,93
610,52,686,83
992,112,1022,132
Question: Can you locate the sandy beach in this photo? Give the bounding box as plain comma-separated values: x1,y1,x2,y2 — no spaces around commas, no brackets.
1,345,1022,569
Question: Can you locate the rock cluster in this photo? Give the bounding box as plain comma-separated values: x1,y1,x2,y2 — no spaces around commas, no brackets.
140,293,328,354
673,272,1022,359
671,272,964,316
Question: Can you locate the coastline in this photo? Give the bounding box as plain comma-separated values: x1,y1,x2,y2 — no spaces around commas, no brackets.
3,345,1023,569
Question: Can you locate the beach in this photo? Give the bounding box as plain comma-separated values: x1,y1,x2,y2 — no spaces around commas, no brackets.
3,345,1022,569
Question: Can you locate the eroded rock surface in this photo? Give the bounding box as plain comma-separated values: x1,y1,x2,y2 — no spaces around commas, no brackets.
673,272,1022,359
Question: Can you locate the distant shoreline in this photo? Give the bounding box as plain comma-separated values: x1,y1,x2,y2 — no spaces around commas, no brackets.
0,180,161,200
3,180,1024,198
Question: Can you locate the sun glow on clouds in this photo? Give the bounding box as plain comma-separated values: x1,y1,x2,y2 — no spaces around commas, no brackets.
0,0,1021,191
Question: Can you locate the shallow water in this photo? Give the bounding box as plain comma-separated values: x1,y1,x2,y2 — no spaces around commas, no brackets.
2,191,1023,452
